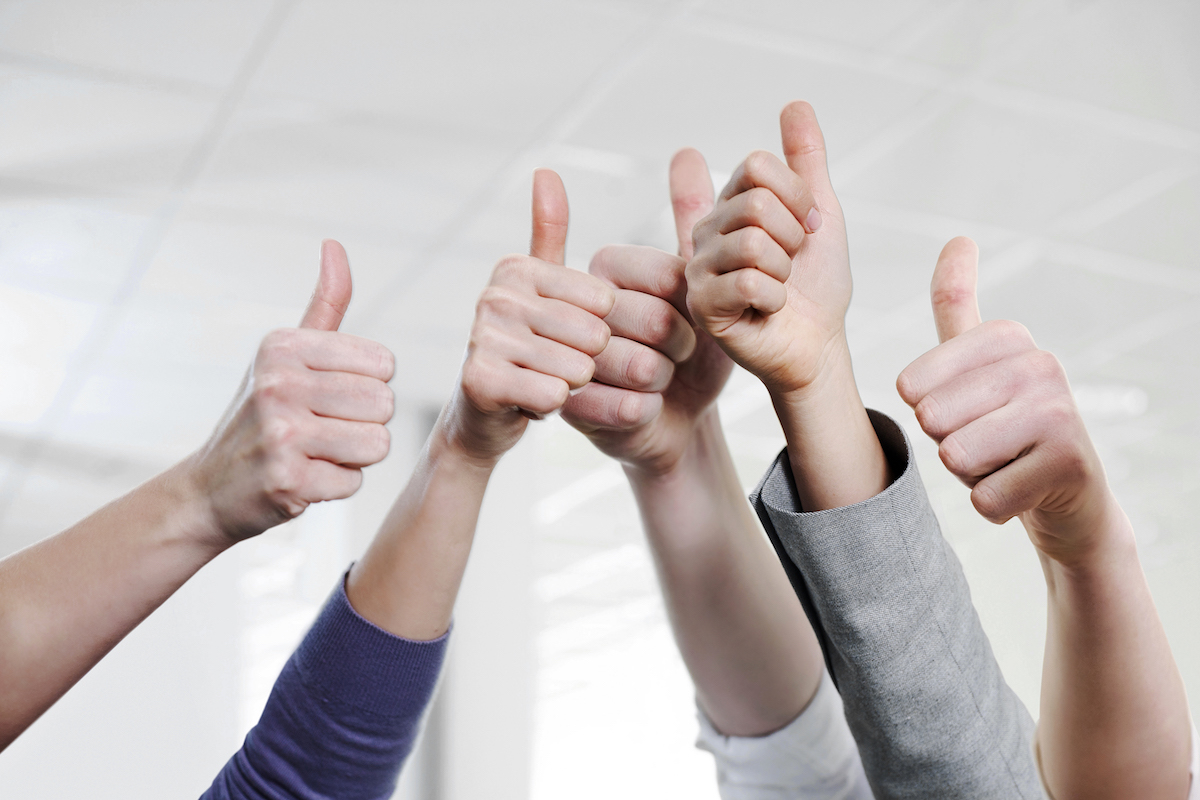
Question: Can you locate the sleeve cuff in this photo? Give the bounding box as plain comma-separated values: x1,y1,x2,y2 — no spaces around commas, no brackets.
290,572,450,720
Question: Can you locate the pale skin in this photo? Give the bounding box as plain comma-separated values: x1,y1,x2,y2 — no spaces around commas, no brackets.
897,237,1193,800
687,101,892,516
0,240,396,751
345,169,616,641
561,103,894,738
562,148,824,736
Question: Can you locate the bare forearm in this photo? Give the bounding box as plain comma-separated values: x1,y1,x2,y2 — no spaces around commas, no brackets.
346,408,494,642
625,409,823,737
1038,499,1191,800
0,459,226,750
772,343,891,512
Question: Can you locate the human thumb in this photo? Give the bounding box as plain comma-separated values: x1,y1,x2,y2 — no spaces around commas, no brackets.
299,239,353,331
930,236,982,343
530,169,569,265
669,148,714,261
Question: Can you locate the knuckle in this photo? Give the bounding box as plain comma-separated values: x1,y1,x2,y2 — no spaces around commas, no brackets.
733,267,761,298
626,350,660,388
264,456,301,499
491,254,529,284
990,318,1035,349
252,370,295,405
460,358,495,406
617,391,650,427
588,245,618,277
743,150,773,178
738,228,767,261
642,305,674,345
476,285,520,319
262,416,299,451
745,187,772,217
259,328,299,363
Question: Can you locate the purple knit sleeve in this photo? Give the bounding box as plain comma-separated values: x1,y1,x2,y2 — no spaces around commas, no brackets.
201,575,449,800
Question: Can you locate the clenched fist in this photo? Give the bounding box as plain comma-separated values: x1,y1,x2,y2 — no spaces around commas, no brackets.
896,237,1117,567
687,101,851,397
563,148,734,476
189,240,395,543
441,169,616,465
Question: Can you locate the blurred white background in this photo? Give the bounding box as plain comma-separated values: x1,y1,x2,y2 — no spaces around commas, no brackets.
0,0,1198,798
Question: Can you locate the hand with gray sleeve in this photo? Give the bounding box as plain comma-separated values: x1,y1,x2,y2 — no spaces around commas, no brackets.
686,100,1044,798
897,237,1195,800
562,148,872,799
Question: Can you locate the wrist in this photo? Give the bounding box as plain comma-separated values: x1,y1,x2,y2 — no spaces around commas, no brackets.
159,455,240,559
1035,489,1137,586
622,407,723,485
769,333,854,414
768,340,892,511
436,391,518,471
428,406,504,477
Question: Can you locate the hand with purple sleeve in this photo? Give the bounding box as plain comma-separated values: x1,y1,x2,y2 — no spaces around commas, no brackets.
204,170,614,799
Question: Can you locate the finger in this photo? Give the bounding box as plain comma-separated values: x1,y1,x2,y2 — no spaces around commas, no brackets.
697,268,788,319
493,255,615,319
712,187,806,257
299,460,364,503
477,284,610,356
721,149,820,235
300,239,353,331
970,445,1061,525
707,227,793,283
931,236,982,343
779,100,830,232
605,289,696,363
896,319,1036,407
530,168,568,265
473,326,596,390
561,382,663,431
593,336,675,393
913,356,1024,442
307,372,395,424
305,418,391,468
669,148,715,260
589,245,688,313
258,328,395,381
938,402,1039,486
463,357,571,416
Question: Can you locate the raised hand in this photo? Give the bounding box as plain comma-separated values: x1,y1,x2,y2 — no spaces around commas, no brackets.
561,148,735,476
896,237,1115,566
190,240,396,543
687,101,850,396
443,169,615,465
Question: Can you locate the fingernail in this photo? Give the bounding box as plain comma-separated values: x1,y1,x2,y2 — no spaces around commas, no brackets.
804,208,823,233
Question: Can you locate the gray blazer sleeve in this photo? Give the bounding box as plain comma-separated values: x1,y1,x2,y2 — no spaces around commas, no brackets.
750,410,1045,800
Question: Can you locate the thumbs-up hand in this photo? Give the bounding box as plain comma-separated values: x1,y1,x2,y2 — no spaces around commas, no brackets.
686,101,852,398
896,237,1117,567
561,148,735,476
444,170,615,465
189,239,397,543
